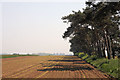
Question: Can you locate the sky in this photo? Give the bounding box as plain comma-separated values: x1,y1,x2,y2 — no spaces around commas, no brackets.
0,0,86,55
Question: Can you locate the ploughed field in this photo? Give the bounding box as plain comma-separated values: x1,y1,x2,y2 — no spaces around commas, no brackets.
2,56,110,78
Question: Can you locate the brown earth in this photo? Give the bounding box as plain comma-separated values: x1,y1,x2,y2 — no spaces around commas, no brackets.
2,56,112,79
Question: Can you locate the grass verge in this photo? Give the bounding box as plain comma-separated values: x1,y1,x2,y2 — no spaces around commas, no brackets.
78,52,119,78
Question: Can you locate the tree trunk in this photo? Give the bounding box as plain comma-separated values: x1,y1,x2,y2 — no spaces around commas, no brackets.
112,48,115,59
97,40,102,58
107,35,113,59
102,41,106,58
104,33,111,59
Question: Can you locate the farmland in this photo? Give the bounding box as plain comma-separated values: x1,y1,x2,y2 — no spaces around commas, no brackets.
0,54,38,59
2,56,113,79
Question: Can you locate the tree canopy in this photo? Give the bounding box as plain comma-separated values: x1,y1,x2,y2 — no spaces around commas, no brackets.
62,1,120,59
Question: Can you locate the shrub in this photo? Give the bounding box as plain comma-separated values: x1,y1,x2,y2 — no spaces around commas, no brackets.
78,52,85,58
77,52,119,78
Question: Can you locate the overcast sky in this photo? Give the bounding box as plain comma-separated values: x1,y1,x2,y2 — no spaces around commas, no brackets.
0,0,86,54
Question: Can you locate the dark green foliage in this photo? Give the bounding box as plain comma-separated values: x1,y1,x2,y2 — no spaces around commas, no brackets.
62,1,120,59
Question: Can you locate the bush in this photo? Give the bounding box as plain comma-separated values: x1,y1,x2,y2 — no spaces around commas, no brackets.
100,59,119,78
75,53,79,56
77,52,119,78
91,58,109,67
78,52,85,58
86,55,97,63
78,52,89,60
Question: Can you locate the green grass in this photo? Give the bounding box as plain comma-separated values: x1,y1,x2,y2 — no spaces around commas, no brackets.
0,54,38,59
78,52,119,78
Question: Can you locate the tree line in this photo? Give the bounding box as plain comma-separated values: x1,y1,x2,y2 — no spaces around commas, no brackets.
62,1,120,59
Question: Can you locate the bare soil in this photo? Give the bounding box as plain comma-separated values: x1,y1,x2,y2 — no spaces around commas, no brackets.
2,56,110,78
